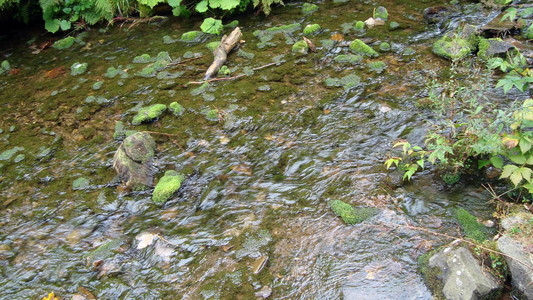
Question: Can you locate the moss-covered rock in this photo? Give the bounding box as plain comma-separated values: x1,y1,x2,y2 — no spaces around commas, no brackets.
72,177,90,190
113,132,156,190
374,6,388,20
354,21,365,32
181,31,202,42
113,121,126,140
432,35,472,61
455,208,488,242
389,21,400,29
303,24,321,36
132,104,167,125
324,74,361,90
70,62,88,75
302,3,318,14
292,40,309,54
329,200,379,224
122,132,156,163
349,39,378,57
266,23,301,34
169,102,184,116
53,36,75,50
403,47,416,56
152,170,184,204
379,42,391,51
333,54,363,64
477,38,514,60
206,41,220,52
0,147,23,161
133,53,152,63
368,61,387,73
206,109,219,121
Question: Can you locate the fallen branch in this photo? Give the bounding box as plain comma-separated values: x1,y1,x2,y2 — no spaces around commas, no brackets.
187,62,277,85
204,27,242,80
161,55,205,71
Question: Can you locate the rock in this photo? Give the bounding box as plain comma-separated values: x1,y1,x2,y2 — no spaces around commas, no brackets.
133,53,152,63
373,6,388,21
501,214,529,231
333,54,362,64
389,21,400,29
497,235,533,299
481,12,516,37
169,102,184,116
354,21,365,31
477,38,514,60
152,170,184,204
364,17,385,27
255,286,272,298
433,34,473,61
113,121,126,140
428,246,502,300
70,62,88,75
349,39,379,57
423,6,453,23
303,24,321,36
292,40,309,54
379,42,391,51
329,200,378,224
113,132,156,190
53,36,75,50
483,220,495,228
131,104,167,125
181,31,202,42
206,41,220,52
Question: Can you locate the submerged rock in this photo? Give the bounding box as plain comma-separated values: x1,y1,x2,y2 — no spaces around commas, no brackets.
152,170,184,204
113,132,156,190
477,38,514,60
302,3,318,15
132,104,167,125
423,6,453,24
428,246,502,300
72,177,90,190
169,102,184,116
181,31,202,42
303,24,321,36
374,6,388,21
292,40,309,54
349,39,378,57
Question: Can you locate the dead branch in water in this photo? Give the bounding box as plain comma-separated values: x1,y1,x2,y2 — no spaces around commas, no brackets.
204,27,243,80
186,62,278,85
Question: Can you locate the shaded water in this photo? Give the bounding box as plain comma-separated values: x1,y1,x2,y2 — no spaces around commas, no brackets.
0,0,517,299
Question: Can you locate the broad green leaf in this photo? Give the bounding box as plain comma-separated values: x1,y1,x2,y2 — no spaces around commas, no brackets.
138,0,166,8
509,154,526,164
527,155,533,165
208,0,239,9
60,19,71,31
501,7,517,22
200,17,223,34
490,156,503,169
168,0,182,6
522,183,533,193
519,167,532,182
195,0,208,12
416,159,424,168
510,170,523,186
501,164,519,179
478,160,491,169
45,19,60,33
520,138,532,153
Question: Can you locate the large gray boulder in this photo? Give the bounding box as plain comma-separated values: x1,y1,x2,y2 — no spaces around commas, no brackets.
497,234,533,299
113,132,156,190
428,246,502,300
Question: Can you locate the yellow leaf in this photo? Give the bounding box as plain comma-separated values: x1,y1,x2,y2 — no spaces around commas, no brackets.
42,292,59,300
502,136,519,149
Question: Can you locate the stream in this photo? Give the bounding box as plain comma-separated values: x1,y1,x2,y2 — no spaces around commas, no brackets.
0,0,524,299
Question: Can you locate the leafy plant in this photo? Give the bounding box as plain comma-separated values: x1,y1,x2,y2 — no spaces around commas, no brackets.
200,17,223,34
40,0,115,33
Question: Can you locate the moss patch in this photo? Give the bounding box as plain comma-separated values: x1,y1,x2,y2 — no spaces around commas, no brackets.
152,170,184,204
292,40,309,54
132,104,167,125
329,200,378,224
455,208,489,242
349,39,378,57
303,24,321,36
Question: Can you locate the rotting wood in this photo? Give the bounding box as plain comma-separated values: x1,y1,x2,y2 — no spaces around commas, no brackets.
303,37,317,53
204,27,243,80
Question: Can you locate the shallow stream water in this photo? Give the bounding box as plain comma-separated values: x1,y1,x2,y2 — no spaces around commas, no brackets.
0,0,525,299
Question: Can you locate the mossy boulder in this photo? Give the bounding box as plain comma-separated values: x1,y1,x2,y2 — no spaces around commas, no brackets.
132,104,167,125
181,31,202,42
477,38,514,60
303,24,321,36
324,74,361,90
113,121,126,140
152,170,184,204
374,6,388,20
113,132,156,190
389,21,400,29
349,39,378,57
329,200,378,224
266,23,301,34
432,35,472,61
292,40,309,54
302,3,318,14
169,102,184,116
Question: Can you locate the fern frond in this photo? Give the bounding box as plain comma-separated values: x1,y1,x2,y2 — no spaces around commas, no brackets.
38,0,58,11
94,0,114,20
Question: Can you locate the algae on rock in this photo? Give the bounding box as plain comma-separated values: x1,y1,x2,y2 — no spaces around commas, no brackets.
303,24,321,36
349,39,378,57
132,104,167,125
329,200,378,224
169,102,185,116
152,170,185,204
292,40,309,54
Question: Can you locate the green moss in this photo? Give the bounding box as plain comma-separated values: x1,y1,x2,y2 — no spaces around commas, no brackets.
324,74,361,90
13,154,25,163
162,35,176,44
136,66,156,77
432,35,472,61
206,109,219,122
354,21,365,31
83,239,123,265
224,20,239,28
442,172,460,185
403,47,416,56
455,208,488,242
72,177,90,190
206,41,220,52
219,65,231,76
92,81,103,90
152,170,184,204
374,6,388,20
477,38,510,60
379,42,391,51
265,23,301,34
133,53,152,63
70,62,88,75
389,21,400,29
303,24,321,36
292,40,309,54
0,147,23,161
53,36,75,50
113,121,126,140
1,60,11,71
368,61,387,73
237,49,255,60
334,54,362,64
169,102,184,116
329,200,379,224
302,3,318,14
524,24,533,39
349,39,378,57
132,104,167,125
181,31,202,42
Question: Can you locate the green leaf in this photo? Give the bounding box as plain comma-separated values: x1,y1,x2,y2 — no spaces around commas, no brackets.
501,164,519,179
510,169,523,186
501,7,517,22
200,17,223,34
519,167,532,182
168,0,182,6
522,183,533,194
509,154,527,164
478,160,491,169
195,0,208,12
490,156,503,169
137,0,165,8
59,19,71,31
45,18,60,33
417,159,425,168
526,155,533,165
520,138,532,153
208,0,240,10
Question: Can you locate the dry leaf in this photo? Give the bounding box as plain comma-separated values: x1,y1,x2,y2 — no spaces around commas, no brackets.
231,164,253,176
330,33,344,42
136,232,156,249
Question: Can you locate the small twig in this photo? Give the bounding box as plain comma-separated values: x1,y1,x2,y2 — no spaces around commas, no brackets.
186,62,278,85
162,55,205,71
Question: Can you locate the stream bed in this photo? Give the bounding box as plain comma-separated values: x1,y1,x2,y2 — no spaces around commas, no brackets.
0,0,524,299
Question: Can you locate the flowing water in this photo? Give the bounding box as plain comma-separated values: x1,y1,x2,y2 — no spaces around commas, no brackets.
0,0,524,299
